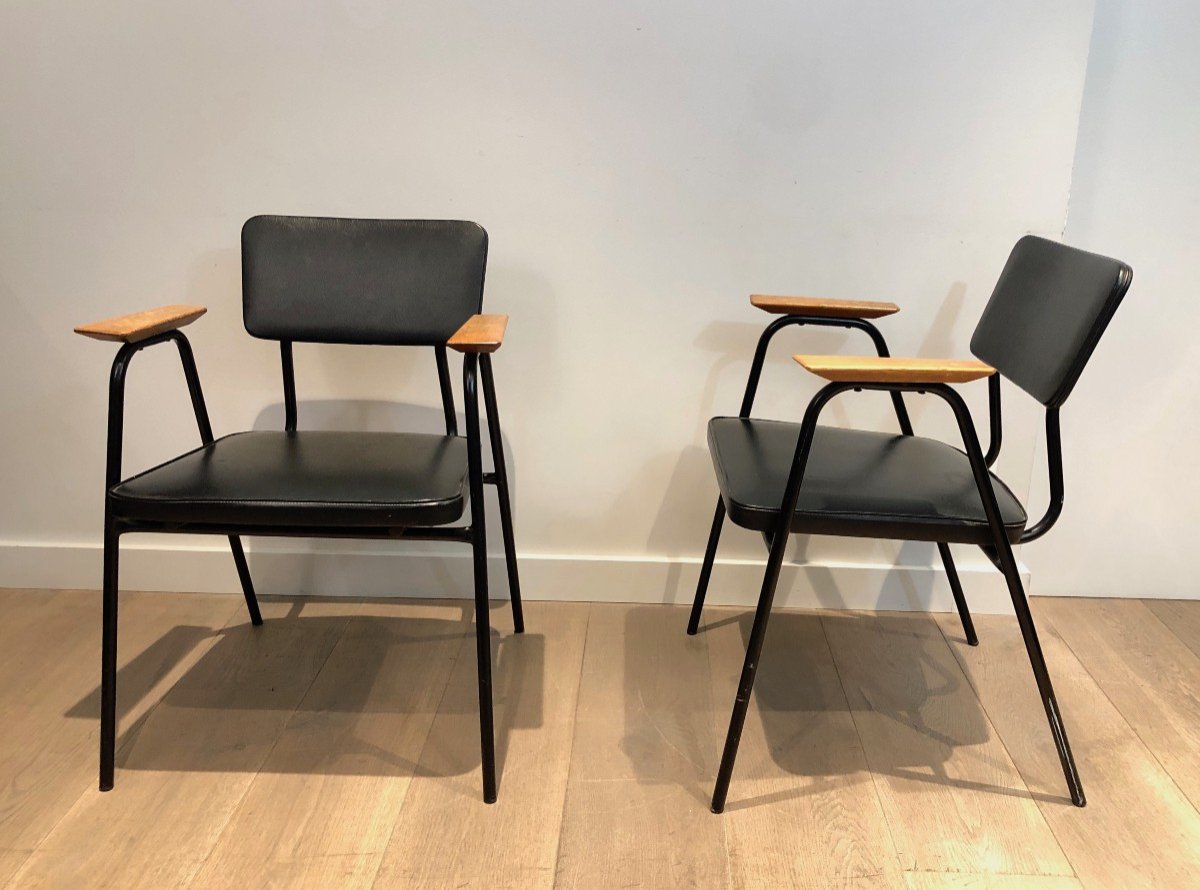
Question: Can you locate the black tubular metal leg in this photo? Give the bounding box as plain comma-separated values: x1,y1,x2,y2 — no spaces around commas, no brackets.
712,523,791,813
991,533,1084,805
465,355,497,803
227,536,263,626
937,543,977,646
928,383,1083,807
480,355,523,634
688,499,726,635
99,518,119,791
712,403,822,813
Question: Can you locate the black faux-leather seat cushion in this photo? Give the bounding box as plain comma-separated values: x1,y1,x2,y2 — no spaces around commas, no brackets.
708,417,1027,545
110,431,468,528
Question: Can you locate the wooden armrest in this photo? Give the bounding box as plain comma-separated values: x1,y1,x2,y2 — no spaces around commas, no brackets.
750,294,899,320
74,304,207,343
448,314,507,353
794,354,995,384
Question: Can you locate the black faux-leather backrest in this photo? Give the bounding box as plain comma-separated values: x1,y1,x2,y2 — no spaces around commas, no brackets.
970,235,1132,408
242,216,488,346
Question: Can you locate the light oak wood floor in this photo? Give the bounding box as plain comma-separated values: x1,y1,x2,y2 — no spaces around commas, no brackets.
3,588,1199,889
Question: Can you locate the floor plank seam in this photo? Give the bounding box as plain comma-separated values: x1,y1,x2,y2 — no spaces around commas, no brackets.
368,614,476,890
1039,605,1200,825
181,605,356,889
697,606,734,890
551,602,594,889
113,598,243,764
932,613,1081,884
13,594,245,890
1138,597,1200,662
0,850,35,890
816,611,906,879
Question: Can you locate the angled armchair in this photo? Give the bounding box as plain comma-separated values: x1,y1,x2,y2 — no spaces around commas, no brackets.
688,236,1132,813
75,216,523,804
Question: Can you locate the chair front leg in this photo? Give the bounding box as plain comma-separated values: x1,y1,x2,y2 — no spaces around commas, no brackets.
465,354,497,803
711,515,791,813
99,514,120,791
711,395,828,813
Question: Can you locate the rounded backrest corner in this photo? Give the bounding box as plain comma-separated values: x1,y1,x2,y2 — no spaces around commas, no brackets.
971,236,1132,407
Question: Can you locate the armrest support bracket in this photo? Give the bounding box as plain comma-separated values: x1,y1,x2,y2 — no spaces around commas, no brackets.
104,331,214,489
740,315,914,435
772,380,1014,571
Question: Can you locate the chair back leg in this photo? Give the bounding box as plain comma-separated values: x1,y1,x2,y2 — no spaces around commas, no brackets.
480,355,524,634
99,517,120,791
991,534,1086,806
937,543,978,646
938,385,1085,806
687,499,726,635
227,535,263,626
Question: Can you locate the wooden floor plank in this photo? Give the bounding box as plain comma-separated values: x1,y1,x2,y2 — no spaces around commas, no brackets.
904,874,1081,889
554,603,729,889
822,612,1072,877
10,597,351,889
704,606,898,887
0,590,240,876
1144,599,1200,661
189,599,469,889
935,609,1200,889
5,591,1200,889
1039,597,1200,811
373,600,587,890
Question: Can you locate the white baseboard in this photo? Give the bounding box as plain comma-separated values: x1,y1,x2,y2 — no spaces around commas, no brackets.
0,539,1035,614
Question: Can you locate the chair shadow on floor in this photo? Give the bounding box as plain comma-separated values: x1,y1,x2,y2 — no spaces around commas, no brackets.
64,597,545,788
623,603,1053,813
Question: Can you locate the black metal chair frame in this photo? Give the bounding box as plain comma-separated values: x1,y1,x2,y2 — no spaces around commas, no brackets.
99,331,522,804
687,313,1082,814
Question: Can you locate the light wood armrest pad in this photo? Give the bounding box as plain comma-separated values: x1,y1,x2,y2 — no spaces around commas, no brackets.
794,354,995,384
751,294,899,319
448,314,507,353
74,304,207,343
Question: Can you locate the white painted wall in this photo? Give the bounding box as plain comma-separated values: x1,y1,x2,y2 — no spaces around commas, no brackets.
1031,0,1200,598
1,2,1104,608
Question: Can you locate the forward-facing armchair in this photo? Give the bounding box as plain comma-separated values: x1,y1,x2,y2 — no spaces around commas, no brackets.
75,216,522,803
689,236,1132,813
